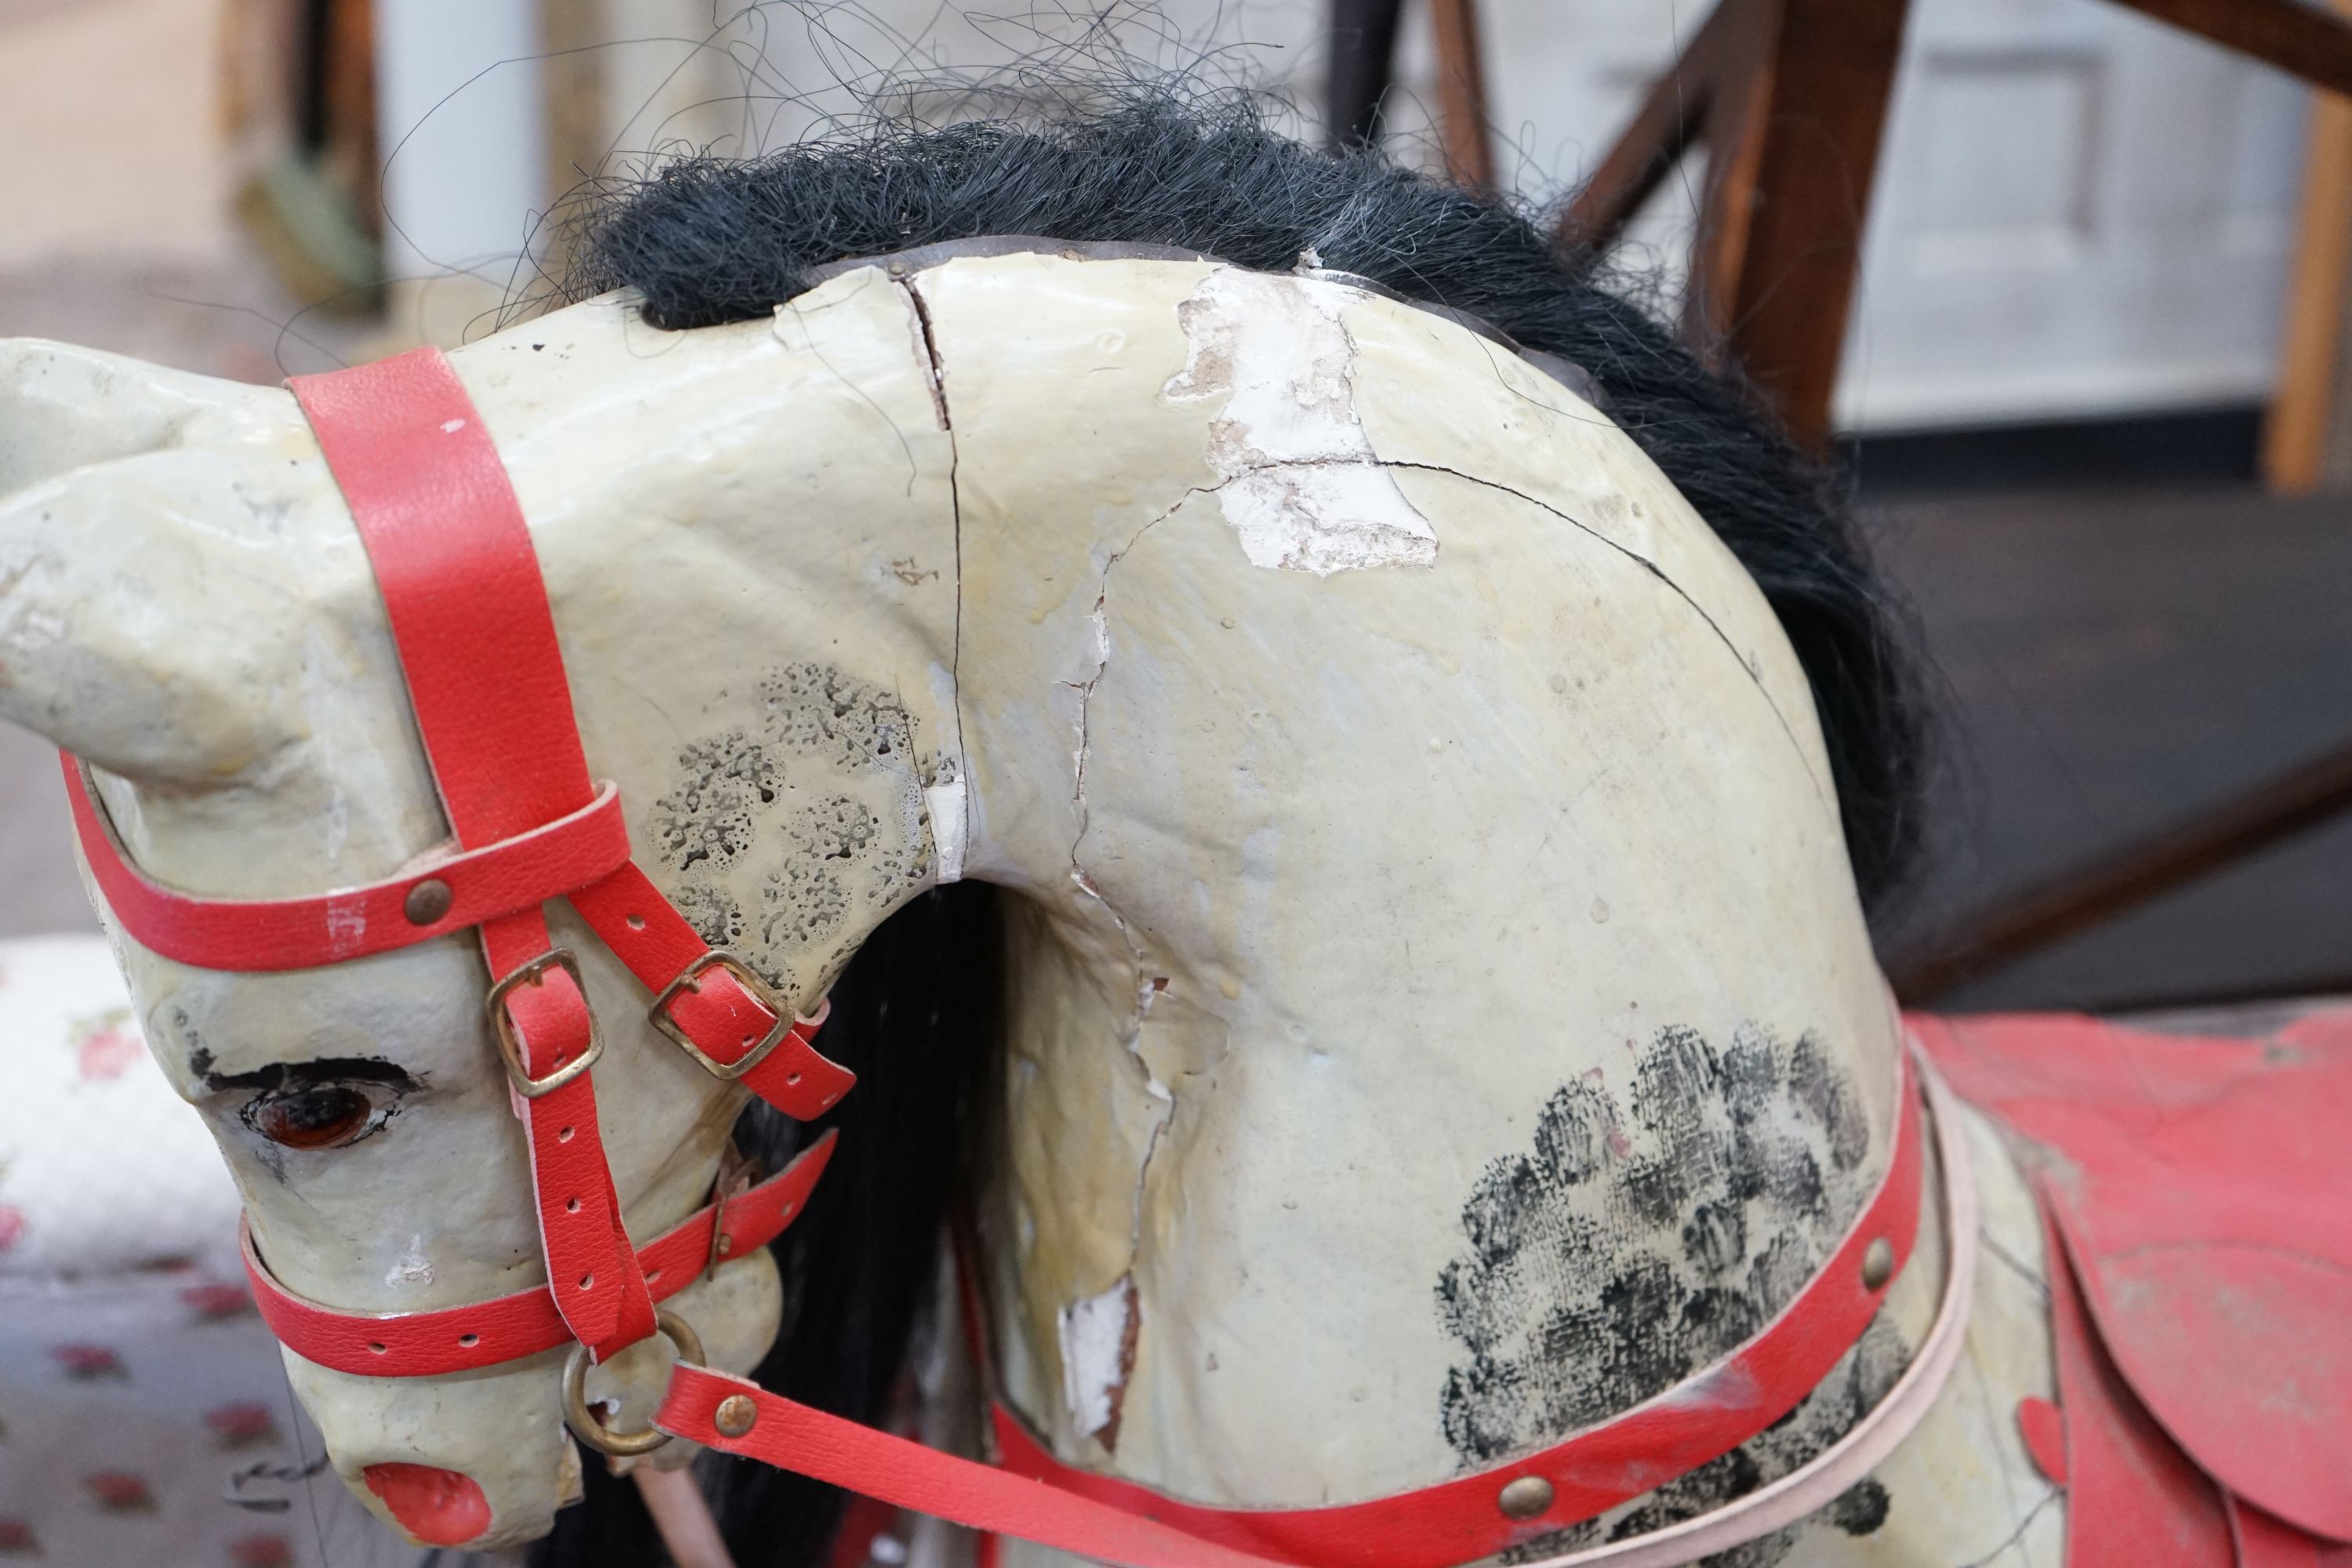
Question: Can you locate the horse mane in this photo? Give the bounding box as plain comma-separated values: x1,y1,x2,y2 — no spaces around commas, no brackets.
533,89,1926,1568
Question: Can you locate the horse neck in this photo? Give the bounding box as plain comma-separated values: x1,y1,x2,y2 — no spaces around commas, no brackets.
484,265,1905,1502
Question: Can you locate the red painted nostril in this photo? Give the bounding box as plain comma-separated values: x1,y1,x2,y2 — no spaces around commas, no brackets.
361,1464,492,1547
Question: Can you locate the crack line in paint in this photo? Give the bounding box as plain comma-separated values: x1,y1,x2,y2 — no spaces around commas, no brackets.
899,275,970,880
1381,459,1836,820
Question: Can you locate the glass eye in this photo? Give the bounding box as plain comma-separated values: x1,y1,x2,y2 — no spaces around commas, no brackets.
246,1084,382,1150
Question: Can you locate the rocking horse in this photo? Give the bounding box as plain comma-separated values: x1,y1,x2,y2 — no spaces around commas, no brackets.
1,97,2343,1568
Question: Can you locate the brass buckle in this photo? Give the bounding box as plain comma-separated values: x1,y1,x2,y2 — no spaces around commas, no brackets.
486,949,604,1099
703,1140,765,1283
648,949,800,1082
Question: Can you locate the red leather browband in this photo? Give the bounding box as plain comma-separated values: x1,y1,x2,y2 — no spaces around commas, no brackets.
64,763,631,970
244,1133,836,1377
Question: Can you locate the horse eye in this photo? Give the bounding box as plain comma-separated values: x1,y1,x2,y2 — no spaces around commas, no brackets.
248,1085,380,1150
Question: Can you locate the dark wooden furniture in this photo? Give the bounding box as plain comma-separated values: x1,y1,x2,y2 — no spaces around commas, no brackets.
1327,0,2352,1004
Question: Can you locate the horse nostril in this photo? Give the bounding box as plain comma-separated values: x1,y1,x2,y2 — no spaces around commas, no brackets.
361,1463,492,1547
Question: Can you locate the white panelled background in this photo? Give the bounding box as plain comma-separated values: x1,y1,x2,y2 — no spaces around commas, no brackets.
366,0,2310,433
1392,0,2313,431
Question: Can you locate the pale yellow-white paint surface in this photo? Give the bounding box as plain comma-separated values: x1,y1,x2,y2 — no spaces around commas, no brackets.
0,255,2055,1562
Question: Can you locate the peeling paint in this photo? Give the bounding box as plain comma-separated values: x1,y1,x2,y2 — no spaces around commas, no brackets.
926,662,967,883
903,277,971,894
385,1233,432,1290
1162,270,1435,575
923,779,964,884
1058,1272,1141,1447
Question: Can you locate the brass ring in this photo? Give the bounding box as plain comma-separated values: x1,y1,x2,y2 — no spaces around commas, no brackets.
561,1308,706,1457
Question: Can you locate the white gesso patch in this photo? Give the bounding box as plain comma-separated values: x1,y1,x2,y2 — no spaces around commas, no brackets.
924,777,967,884
386,1233,433,1290
926,661,967,884
1057,1276,1135,1439
1162,269,1436,575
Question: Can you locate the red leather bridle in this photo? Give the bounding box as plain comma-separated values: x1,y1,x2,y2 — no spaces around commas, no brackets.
67,347,853,1374
67,344,1975,1568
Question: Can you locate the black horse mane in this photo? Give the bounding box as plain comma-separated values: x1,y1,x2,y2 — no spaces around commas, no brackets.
532,90,1924,1568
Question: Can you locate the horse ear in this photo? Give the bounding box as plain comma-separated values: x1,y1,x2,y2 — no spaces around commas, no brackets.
0,344,309,784
0,340,261,498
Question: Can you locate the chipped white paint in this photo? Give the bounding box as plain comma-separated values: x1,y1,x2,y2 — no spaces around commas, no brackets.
0,255,2056,1564
385,1233,433,1290
926,776,968,883
926,659,969,884
1161,268,1436,575
1058,1276,1136,1439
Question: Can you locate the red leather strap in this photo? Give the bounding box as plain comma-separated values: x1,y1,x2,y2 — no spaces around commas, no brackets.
657,1365,1294,1568
76,347,849,1369
245,1133,835,1377
666,1057,1930,1568
289,350,597,834
988,1054,1925,1568
570,862,852,1120
481,906,654,1359
292,349,651,1357
64,760,633,971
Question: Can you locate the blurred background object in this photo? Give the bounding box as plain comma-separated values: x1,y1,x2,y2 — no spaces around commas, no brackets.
0,936,432,1567
2,0,2348,1015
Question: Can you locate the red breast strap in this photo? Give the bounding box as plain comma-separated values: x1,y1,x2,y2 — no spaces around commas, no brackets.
245,1133,835,1377
659,1053,1945,1568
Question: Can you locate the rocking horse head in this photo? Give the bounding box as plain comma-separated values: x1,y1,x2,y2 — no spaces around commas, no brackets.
0,98,1939,1558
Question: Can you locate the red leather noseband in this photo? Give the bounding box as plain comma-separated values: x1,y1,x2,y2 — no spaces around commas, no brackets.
243,1132,837,1377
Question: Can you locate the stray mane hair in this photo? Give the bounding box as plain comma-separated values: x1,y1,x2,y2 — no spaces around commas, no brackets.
535,89,1926,1568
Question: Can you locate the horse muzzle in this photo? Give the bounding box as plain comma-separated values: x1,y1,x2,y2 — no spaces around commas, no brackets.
282,1248,782,1548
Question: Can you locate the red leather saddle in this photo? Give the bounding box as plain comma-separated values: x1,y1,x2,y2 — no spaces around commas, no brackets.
1913,1006,2352,1567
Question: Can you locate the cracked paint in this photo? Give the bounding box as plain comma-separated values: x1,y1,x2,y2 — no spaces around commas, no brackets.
899,275,971,883
1057,499,1192,1407
12,252,2068,1555
384,1233,432,1290
1162,269,1436,575
1388,460,1837,825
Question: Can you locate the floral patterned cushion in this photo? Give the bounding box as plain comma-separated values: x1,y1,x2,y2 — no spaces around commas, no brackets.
0,935,427,1566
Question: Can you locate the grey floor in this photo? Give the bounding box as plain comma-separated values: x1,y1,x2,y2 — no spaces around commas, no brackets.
5,252,2348,1011
1866,481,2352,1011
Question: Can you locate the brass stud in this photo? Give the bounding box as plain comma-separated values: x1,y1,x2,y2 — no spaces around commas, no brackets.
713,1394,759,1439
1497,1476,1553,1521
1860,1237,1896,1292
404,877,454,926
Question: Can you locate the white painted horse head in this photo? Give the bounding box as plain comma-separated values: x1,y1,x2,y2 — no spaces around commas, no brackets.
0,103,2068,1565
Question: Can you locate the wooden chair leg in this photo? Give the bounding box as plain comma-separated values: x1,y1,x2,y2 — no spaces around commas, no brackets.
2263,2,2352,494
1428,0,1497,190
1680,0,1784,355
1888,737,2352,1004
1558,0,1743,253
1328,0,1406,151
1562,0,1908,449
1715,0,1912,449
